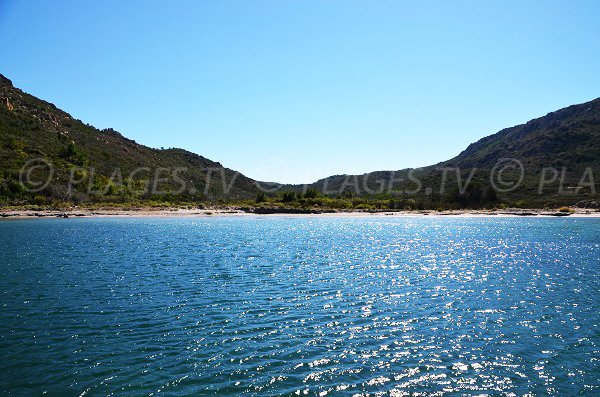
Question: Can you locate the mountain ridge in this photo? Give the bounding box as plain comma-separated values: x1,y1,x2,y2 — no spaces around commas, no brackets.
291,97,600,207
0,73,271,204
1,72,599,208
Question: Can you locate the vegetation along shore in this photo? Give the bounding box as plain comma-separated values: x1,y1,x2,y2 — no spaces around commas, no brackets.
1,73,599,211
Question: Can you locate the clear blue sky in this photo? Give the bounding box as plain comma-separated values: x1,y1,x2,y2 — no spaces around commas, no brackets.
1,0,599,183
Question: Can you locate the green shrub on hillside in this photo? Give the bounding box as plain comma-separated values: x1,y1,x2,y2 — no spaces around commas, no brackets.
281,191,296,202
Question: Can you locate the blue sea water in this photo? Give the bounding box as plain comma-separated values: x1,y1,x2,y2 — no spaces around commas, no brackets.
0,216,599,396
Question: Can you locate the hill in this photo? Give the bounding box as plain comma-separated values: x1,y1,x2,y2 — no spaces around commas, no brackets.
444,98,600,169
296,98,600,208
1,72,598,209
0,74,273,206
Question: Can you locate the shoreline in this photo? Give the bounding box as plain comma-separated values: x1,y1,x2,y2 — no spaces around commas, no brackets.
1,207,599,219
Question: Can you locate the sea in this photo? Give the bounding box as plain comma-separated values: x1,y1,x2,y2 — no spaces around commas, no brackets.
1,216,599,396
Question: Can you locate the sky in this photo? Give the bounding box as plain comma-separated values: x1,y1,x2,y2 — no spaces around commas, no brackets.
1,0,599,184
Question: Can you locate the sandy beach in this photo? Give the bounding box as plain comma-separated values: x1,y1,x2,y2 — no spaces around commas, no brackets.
1,207,599,219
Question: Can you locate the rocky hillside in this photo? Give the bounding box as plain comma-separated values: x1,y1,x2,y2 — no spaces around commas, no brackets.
1,71,598,208
0,74,272,204
299,98,600,207
443,98,600,169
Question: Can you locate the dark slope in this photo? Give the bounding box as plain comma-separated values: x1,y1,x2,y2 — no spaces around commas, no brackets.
1,71,598,208
0,74,271,204
443,98,600,169
297,98,600,207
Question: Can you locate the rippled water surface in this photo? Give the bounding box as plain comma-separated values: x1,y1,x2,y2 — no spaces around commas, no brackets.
1,216,599,396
